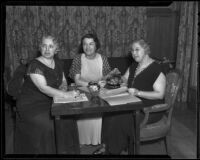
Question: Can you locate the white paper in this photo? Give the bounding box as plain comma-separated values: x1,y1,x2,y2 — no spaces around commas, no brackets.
99,86,128,98
100,92,141,106
53,93,88,103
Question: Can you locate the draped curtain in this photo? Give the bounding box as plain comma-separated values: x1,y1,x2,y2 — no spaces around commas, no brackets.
174,2,198,103
5,6,147,77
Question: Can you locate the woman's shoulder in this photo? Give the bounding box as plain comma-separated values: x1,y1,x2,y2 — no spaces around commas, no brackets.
99,53,107,58
152,60,161,66
151,61,163,70
28,59,41,67
75,54,82,58
99,54,108,61
150,60,165,75
72,54,82,62
26,59,45,74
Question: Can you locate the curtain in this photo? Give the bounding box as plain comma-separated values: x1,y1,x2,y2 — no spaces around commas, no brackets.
175,2,198,103
5,6,147,77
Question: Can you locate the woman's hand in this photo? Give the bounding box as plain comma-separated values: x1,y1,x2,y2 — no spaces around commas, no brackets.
59,83,68,91
128,88,139,96
98,80,106,88
63,90,80,99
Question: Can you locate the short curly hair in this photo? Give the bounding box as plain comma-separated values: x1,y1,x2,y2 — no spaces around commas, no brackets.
132,39,151,55
39,35,59,50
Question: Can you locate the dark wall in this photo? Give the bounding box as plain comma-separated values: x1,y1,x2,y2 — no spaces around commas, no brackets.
146,8,179,62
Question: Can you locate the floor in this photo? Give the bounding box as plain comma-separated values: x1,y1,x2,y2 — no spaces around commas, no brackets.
4,102,197,159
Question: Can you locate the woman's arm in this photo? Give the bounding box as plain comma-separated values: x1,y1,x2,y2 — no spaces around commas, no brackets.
121,67,130,84
128,72,166,99
59,73,68,91
30,73,75,98
74,74,89,87
101,55,111,80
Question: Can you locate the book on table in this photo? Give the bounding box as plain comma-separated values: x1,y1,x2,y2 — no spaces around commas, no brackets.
99,89,142,106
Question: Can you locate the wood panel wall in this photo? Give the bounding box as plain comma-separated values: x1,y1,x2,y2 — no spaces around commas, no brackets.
146,8,179,62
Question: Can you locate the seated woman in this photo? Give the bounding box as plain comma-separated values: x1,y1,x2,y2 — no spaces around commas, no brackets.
93,39,166,154
14,35,80,154
69,33,111,146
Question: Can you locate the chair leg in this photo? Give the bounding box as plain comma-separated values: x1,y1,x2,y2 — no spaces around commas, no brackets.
164,137,168,155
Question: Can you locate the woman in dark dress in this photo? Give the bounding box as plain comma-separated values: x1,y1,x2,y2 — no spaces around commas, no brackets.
14,35,80,154
93,39,166,154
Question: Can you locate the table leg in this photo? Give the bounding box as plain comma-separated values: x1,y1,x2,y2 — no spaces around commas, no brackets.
54,116,64,154
134,110,140,155
54,116,80,154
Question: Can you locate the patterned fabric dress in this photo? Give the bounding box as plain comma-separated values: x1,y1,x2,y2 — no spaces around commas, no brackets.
69,53,111,145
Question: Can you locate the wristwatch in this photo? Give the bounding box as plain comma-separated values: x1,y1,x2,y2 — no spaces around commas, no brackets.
136,90,141,96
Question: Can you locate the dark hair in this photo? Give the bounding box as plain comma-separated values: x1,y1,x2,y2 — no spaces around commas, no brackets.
78,33,101,54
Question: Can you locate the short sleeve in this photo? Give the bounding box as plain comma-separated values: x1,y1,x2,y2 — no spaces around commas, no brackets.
69,55,81,80
101,55,111,76
150,62,164,83
27,60,44,76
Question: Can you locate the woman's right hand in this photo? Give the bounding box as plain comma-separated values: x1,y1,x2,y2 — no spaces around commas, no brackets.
62,90,80,99
128,88,139,96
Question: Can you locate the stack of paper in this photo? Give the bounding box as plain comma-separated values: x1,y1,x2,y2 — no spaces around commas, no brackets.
99,86,128,98
99,92,141,106
53,93,88,103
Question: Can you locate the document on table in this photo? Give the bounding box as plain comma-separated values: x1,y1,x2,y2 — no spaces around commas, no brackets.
99,86,128,98
53,93,88,103
99,92,141,106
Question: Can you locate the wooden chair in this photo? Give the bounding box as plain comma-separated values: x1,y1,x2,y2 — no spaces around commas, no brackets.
139,69,182,155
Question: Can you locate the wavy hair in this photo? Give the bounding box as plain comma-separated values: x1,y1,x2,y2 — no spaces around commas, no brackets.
78,33,101,54
132,39,151,55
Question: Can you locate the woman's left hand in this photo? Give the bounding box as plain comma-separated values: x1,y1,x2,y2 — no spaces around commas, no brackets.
59,84,68,91
98,80,106,88
128,88,139,96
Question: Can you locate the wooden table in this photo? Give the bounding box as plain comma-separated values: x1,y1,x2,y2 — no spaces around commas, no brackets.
51,92,144,155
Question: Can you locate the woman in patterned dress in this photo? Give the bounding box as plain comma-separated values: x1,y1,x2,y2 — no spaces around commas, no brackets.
69,33,111,146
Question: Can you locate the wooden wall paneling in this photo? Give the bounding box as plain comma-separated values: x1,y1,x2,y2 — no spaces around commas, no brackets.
146,8,179,62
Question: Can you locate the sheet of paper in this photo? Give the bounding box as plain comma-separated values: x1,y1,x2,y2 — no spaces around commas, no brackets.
99,92,129,98
99,86,128,98
53,93,88,103
100,93,141,106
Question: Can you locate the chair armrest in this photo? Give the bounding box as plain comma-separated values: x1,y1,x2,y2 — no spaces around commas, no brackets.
140,104,169,128
143,103,169,113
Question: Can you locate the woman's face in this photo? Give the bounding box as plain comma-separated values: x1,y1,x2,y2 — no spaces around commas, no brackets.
82,38,96,56
131,42,146,63
40,38,57,59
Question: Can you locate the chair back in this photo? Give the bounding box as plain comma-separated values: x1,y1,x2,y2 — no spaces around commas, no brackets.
164,69,182,125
